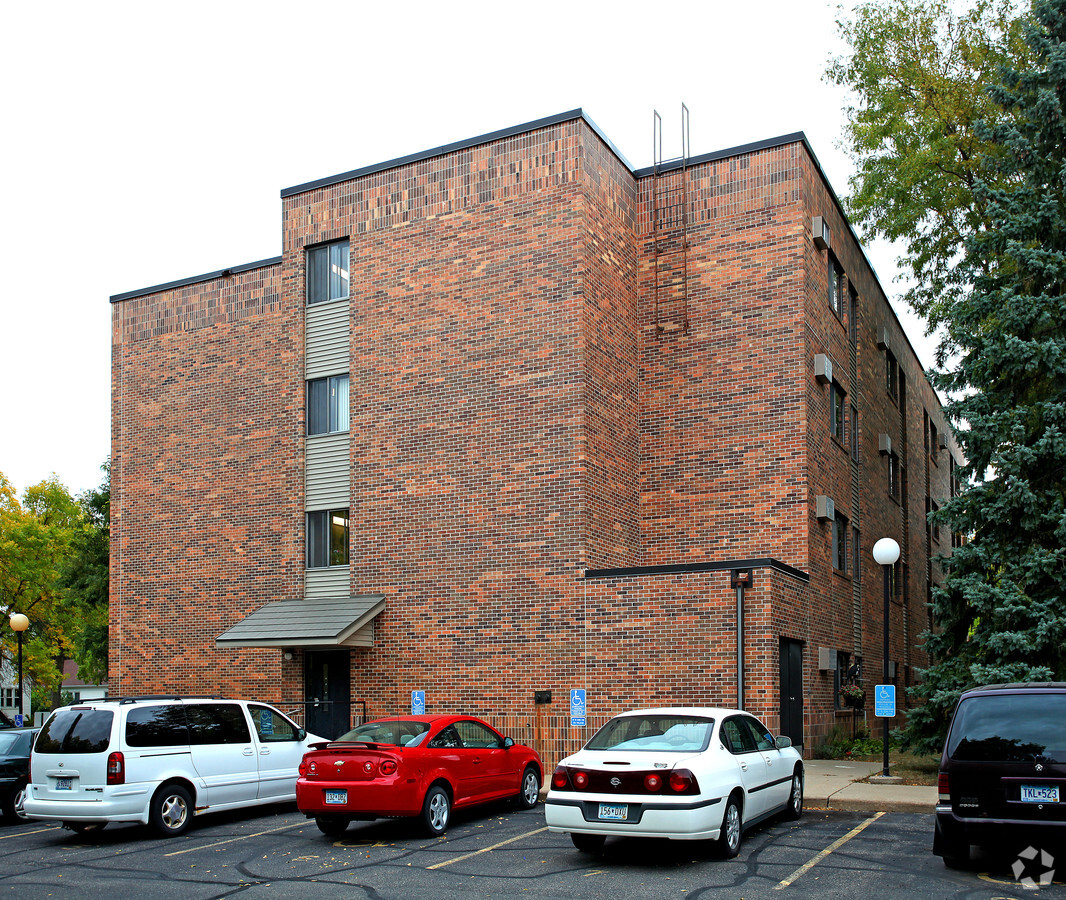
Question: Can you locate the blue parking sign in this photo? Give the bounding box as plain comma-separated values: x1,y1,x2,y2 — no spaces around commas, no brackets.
874,684,896,718
411,690,426,715
14,714,23,728
570,689,586,727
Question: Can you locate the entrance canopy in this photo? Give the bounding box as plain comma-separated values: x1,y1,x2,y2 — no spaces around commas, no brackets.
215,595,385,649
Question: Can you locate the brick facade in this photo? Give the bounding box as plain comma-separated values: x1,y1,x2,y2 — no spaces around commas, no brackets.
110,111,955,759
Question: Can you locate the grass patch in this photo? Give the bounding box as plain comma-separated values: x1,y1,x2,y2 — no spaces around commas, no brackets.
814,722,939,785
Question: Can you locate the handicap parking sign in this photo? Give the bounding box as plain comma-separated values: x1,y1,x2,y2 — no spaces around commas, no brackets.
874,684,896,718
14,714,23,728
570,689,586,727
411,690,426,715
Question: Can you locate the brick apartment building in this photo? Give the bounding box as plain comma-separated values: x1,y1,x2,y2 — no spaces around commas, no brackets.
109,109,957,756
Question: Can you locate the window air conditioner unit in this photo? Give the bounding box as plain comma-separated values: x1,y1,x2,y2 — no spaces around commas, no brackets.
812,216,831,251
818,647,838,671
814,353,833,385
816,495,835,521
877,328,890,351
879,433,893,456
938,433,948,450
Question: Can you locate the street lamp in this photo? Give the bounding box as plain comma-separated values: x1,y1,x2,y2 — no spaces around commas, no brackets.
872,538,900,778
8,613,29,721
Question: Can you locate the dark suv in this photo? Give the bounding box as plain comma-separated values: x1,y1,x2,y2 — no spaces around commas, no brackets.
934,682,1066,866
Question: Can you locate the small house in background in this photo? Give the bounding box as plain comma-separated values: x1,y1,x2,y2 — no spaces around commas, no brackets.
0,660,30,726
60,660,108,704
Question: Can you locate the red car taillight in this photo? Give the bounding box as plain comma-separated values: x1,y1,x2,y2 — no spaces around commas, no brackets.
379,759,397,776
299,758,309,777
551,766,571,790
571,770,590,790
106,751,125,786
938,772,950,801
668,769,698,794
644,773,663,792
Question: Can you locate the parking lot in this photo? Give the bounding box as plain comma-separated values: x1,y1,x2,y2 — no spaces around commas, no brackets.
0,802,1061,899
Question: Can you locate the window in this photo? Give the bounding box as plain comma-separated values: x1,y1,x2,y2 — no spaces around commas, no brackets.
886,350,899,403
929,498,941,544
829,255,845,318
929,420,939,459
0,688,14,707
185,704,252,745
126,705,190,747
307,509,350,568
307,240,350,305
830,382,847,443
835,651,853,710
832,511,849,572
307,374,350,435
888,453,900,502
249,705,299,743
454,720,504,748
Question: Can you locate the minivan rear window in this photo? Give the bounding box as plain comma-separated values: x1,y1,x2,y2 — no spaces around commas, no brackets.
947,694,1066,762
35,709,114,754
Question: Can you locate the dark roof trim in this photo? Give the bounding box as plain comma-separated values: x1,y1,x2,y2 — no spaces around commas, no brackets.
584,557,809,582
109,256,282,304
280,108,634,199
632,132,808,178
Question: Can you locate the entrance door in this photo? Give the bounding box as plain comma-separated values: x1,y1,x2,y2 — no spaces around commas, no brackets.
779,638,804,751
304,649,351,739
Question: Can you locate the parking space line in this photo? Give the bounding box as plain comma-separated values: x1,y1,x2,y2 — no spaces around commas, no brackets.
774,812,884,889
164,822,306,856
0,826,61,840
426,827,548,870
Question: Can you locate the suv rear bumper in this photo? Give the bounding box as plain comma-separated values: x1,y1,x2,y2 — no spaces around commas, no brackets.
936,803,1066,847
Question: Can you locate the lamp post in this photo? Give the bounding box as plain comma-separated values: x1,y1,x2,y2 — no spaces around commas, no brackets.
8,613,29,721
872,538,900,779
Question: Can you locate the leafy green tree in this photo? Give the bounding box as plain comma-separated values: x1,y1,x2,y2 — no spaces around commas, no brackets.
62,461,110,686
826,0,1031,337
0,472,80,710
904,0,1066,752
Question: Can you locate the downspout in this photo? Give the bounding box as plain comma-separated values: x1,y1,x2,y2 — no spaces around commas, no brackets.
731,569,752,709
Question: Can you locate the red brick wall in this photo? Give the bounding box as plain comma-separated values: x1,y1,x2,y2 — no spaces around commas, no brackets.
110,262,301,699
109,115,953,753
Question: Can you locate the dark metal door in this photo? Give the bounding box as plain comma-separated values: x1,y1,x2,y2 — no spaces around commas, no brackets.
304,649,351,739
778,638,804,750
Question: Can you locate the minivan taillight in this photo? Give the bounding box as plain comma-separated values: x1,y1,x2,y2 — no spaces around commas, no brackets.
107,751,125,785
938,771,950,801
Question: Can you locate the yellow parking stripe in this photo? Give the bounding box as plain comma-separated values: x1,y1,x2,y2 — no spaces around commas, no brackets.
0,826,61,839
164,821,305,856
774,812,884,889
427,827,548,870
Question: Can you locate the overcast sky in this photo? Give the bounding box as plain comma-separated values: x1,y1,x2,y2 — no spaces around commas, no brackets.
0,0,934,501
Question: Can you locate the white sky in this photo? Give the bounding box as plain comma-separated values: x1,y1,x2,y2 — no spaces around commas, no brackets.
0,0,935,500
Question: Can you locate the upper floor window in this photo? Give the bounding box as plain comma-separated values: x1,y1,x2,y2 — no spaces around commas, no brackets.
829,255,845,318
849,286,859,346
888,452,901,502
307,375,350,435
307,509,350,568
832,511,849,572
929,419,939,459
830,382,847,443
886,351,899,403
307,240,350,305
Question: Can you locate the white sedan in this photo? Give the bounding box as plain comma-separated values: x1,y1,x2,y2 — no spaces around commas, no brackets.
545,707,803,856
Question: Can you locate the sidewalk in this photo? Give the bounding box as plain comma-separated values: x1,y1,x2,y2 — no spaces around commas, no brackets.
803,758,937,814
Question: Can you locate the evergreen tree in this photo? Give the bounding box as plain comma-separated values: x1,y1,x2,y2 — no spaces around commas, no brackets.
907,0,1066,753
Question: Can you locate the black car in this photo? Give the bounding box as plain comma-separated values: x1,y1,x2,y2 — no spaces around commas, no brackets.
934,683,1066,866
0,728,38,821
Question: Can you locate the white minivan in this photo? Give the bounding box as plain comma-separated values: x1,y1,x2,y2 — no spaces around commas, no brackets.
25,697,324,836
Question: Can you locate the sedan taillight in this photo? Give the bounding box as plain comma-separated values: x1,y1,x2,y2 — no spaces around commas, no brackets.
106,751,125,786
668,768,698,794
379,759,397,776
644,773,663,792
551,766,571,790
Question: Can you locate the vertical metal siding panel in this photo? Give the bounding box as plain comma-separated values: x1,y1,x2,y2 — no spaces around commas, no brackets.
306,300,350,379
305,434,350,509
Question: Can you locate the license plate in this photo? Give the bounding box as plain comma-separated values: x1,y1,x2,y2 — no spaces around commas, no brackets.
55,777,72,791
598,803,628,821
324,790,347,805
1021,785,1059,803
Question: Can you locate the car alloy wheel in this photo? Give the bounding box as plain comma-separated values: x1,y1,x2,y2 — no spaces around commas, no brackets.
519,767,540,809
717,795,742,858
785,771,804,820
151,784,192,837
422,785,451,836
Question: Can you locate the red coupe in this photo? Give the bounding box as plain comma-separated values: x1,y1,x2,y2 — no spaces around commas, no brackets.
296,715,543,837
